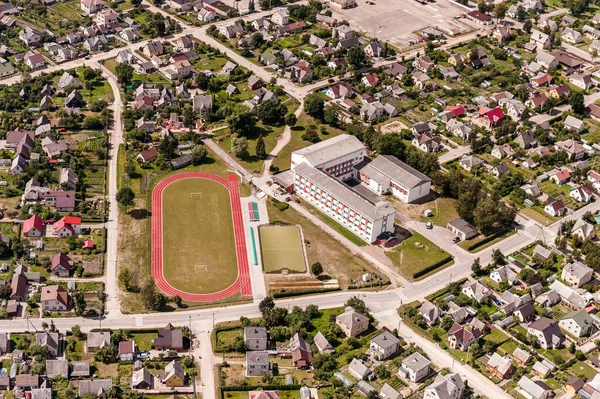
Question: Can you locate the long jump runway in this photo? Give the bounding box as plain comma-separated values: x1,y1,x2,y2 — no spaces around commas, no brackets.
151,172,252,302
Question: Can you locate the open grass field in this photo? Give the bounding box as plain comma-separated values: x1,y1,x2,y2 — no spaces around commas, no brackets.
161,178,238,294
385,231,452,280
259,225,306,273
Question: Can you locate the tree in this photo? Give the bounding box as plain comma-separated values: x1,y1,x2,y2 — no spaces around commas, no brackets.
311,262,323,276
119,268,132,291
141,279,166,310
248,0,255,12
83,116,103,129
73,291,86,316
251,32,264,48
285,113,297,127
191,145,208,165
173,295,182,308
227,112,257,136
492,249,505,265
471,258,481,275
323,105,339,126
304,94,325,120
376,134,406,160
374,364,390,379
115,63,134,86
345,297,368,316
116,187,135,209
347,47,367,67
124,160,135,178
259,296,275,315
523,19,532,33
159,137,178,159
441,316,454,331
231,137,249,159
255,135,266,159
94,345,118,364
257,103,286,124
494,2,507,20
570,91,586,115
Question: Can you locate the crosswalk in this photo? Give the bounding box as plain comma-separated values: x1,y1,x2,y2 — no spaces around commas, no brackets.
372,309,396,318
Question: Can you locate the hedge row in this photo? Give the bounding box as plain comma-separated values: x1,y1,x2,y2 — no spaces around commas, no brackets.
412,256,453,279
467,230,507,251
272,287,340,298
221,385,302,396
348,281,391,290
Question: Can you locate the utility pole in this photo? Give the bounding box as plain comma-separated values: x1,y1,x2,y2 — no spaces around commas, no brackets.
189,315,197,399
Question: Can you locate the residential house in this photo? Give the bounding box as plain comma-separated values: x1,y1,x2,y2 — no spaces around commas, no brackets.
51,252,72,277
551,169,570,185
570,185,594,203
544,199,566,217
462,280,491,303
556,139,586,161
486,353,514,379
399,352,431,383
23,215,43,237
78,380,112,398
162,361,185,387
193,95,213,114
423,373,464,399
490,266,518,284
459,155,484,172
532,361,551,379
290,333,312,369
246,351,271,377
132,368,153,389
563,27,583,44
569,73,594,90
419,301,440,326
41,285,69,312
564,115,585,132
154,324,183,351
86,332,110,353
513,348,532,366
119,341,136,361
19,27,42,47
412,133,441,153
518,377,552,399
336,307,369,337
447,323,479,351
491,144,516,159
369,331,399,360
313,332,334,354
527,317,565,349
46,359,69,379
37,332,60,356
559,309,594,337
244,327,267,351
143,41,164,57
530,30,550,50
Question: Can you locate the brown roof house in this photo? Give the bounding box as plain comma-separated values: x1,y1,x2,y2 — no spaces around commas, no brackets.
51,252,73,277
154,323,183,351
447,322,479,351
41,285,70,312
290,333,312,369
336,307,369,337
527,317,564,349
119,340,136,361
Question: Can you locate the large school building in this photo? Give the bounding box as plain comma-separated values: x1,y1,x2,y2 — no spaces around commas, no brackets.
289,135,431,243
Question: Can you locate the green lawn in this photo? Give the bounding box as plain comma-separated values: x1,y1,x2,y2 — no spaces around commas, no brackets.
271,113,347,172
419,197,459,227
385,231,453,280
568,360,597,379
216,328,243,348
520,207,558,226
129,331,157,351
483,329,510,346
49,1,85,23
458,230,516,253
160,176,238,294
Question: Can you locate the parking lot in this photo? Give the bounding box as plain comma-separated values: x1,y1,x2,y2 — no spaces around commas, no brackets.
328,0,469,46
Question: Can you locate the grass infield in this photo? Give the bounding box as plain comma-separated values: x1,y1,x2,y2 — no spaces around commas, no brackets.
259,225,306,273
161,178,238,293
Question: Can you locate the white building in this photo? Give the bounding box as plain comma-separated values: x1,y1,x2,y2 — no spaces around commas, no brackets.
356,155,431,203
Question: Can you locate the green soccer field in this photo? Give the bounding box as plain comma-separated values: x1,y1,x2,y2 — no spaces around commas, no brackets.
161,178,239,293
259,225,306,273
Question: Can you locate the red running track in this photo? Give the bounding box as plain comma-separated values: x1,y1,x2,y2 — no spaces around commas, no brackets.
151,172,252,302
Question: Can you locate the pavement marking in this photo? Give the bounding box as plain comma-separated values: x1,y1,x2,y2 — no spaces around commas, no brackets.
396,291,408,301
372,309,396,318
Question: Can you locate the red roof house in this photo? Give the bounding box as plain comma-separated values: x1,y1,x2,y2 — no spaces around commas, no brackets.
361,72,379,87
445,105,465,117
23,215,43,237
82,238,94,249
53,216,81,238
480,107,505,128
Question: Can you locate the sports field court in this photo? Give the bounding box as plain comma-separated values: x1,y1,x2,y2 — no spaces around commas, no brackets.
160,177,239,294
259,225,306,273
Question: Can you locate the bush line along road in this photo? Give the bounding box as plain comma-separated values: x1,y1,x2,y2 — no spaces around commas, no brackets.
7,3,600,399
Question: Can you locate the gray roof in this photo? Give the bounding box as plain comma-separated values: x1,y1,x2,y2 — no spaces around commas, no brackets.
402,352,430,373
313,332,335,354
87,331,110,349
349,358,372,378
362,155,430,189
371,331,399,350
132,368,153,387
295,162,395,220
78,379,112,397
244,326,267,340
518,377,551,399
71,360,90,377
448,218,477,236
31,388,52,399
380,383,403,399
293,134,364,168
46,359,68,378
425,373,464,399
246,351,269,365
563,261,592,278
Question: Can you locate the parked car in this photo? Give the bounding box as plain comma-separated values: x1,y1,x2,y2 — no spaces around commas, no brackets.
452,237,461,244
